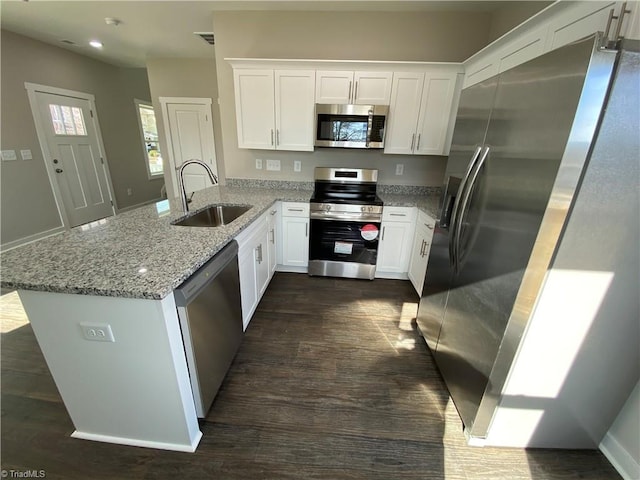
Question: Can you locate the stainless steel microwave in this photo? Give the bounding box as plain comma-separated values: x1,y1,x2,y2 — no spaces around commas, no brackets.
315,104,388,149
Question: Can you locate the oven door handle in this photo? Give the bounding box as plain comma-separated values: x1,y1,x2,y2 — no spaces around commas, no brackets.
310,212,382,222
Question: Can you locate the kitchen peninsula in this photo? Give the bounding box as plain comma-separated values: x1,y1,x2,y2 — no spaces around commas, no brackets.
1,183,439,451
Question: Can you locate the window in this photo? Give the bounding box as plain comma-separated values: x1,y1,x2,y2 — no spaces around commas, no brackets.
49,104,87,136
135,100,163,177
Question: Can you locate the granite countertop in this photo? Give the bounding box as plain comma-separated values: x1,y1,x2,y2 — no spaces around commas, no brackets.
1,184,440,300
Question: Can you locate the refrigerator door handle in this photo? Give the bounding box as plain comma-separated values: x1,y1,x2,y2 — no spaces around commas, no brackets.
449,145,483,267
453,145,490,273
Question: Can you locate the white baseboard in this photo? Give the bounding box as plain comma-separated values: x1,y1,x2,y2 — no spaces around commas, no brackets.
374,271,409,280
71,430,203,453
1,226,65,252
600,431,640,480
275,265,308,274
116,197,163,214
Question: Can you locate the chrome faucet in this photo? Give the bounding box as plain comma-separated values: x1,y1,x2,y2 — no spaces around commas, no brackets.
177,159,218,213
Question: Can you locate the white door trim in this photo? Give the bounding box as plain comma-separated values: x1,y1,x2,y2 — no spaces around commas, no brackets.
158,97,216,197
25,82,116,229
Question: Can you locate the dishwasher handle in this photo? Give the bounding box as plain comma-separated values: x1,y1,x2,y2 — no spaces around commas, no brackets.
174,240,239,306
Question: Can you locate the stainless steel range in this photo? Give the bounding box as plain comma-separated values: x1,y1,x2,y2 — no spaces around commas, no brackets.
308,167,383,280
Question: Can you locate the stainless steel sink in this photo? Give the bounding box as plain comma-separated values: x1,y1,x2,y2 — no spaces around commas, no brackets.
172,204,252,227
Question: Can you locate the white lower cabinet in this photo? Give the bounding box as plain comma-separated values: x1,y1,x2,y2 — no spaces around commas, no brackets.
375,207,416,279
278,202,310,271
236,212,270,331
407,210,436,295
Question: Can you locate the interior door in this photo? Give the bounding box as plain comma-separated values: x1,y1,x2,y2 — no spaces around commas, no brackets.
164,100,218,196
35,91,114,227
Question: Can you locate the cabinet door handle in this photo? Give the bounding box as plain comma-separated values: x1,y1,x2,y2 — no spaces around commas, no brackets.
613,3,632,40
348,81,352,103
389,213,406,217
256,244,263,263
410,133,416,151
288,208,303,212
270,210,277,215
270,228,275,244
271,129,274,146
305,223,308,237
353,81,358,102
416,133,421,151
276,129,280,146
381,226,386,241
425,223,433,229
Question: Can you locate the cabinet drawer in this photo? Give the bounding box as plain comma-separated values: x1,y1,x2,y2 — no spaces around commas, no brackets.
281,202,310,217
382,206,417,223
416,210,436,231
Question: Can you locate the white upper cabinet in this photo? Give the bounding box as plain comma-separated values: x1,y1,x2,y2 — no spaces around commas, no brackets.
463,1,636,88
315,70,392,105
384,68,460,156
233,68,315,151
233,69,275,150
274,70,316,151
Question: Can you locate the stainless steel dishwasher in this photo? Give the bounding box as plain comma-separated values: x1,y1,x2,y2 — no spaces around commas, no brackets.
174,240,243,418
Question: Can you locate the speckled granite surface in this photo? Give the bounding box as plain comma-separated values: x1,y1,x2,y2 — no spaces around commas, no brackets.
1,185,440,300
1,186,311,300
379,192,441,218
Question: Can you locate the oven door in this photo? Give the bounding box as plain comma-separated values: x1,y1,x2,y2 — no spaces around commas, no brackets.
308,217,380,280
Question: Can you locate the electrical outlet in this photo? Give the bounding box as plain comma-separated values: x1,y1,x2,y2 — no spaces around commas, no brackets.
294,160,301,172
266,159,281,171
127,188,133,196
20,149,33,160
80,323,115,342
1,150,17,161
255,158,263,170
395,164,404,176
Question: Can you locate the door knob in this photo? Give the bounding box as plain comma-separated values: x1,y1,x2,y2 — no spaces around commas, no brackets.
55,168,63,173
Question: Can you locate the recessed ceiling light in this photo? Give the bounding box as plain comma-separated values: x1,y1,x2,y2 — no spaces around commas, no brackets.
89,40,103,49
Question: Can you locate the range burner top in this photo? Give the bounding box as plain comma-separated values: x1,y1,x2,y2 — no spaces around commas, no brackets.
310,167,383,208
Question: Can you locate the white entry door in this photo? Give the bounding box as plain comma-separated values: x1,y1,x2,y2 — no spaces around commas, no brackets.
33,90,114,227
160,98,218,197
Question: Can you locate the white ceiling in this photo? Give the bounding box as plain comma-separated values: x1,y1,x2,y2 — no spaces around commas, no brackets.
1,0,516,68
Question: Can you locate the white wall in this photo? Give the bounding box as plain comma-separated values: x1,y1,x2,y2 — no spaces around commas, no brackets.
0,30,160,248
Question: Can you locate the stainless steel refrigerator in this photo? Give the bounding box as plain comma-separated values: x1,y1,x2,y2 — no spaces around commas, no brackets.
417,33,639,448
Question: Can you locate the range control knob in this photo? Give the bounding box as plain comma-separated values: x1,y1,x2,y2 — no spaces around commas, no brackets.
325,204,332,211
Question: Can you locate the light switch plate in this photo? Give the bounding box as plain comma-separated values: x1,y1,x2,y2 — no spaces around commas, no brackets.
395,164,404,175
266,159,281,171
1,150,17,161
294,160,301,172
255,158,263,170
20,149,33,160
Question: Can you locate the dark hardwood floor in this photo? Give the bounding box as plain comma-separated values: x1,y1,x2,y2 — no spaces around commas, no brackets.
1,274,621,479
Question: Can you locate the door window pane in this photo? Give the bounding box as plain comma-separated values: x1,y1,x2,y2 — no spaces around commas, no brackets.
49,104,87,136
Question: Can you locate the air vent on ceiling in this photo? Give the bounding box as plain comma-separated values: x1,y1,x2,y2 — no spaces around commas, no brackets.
60,39,76,45
194,32,215,45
